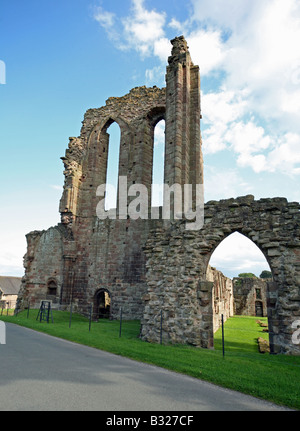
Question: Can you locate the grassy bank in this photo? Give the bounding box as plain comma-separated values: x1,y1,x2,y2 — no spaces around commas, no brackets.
1,311,299,410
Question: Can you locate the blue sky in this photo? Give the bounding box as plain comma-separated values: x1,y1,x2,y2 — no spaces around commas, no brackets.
1,0,300,279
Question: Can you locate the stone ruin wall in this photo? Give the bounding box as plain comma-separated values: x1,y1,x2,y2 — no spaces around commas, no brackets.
233,277,268,317
140,195,300,354
207,266,233,332
20,85,167,319
17,36,300,355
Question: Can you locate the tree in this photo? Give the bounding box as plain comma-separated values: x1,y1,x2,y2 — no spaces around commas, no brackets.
260,270,272,279
238,273,257,278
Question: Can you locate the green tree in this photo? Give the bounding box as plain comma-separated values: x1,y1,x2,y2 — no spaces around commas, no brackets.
260,270,272,279
238,272,257,278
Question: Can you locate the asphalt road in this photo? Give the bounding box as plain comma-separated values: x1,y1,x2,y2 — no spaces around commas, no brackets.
0,322,291,411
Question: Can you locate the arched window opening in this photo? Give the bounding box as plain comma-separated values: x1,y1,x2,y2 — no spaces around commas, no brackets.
47,280,57,296
95,289,111,319
105,122,121,210
209,232,271,281
151,119,165,208
207,232,272,352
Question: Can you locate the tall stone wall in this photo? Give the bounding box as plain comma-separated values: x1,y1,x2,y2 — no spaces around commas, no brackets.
19,36,204,321
18,36,300,355
207,266,233,332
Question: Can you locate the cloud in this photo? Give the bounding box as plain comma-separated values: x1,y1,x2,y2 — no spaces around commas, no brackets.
267,133,300,175
154,119,165,146
187,29,227,75
93,0,300,176
204,167,253,201
201,86,300,175
189,0,300,124
93,6,115,30
218,0,300,130
122,0,166,56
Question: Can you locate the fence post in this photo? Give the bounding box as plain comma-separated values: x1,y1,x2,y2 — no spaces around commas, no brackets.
69,302,73,328
89,304,92,331
222,314,225,358
119,307,123,338
27,301,30,318
160,310,163,345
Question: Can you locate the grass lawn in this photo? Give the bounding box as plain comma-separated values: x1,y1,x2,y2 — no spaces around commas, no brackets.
1,311,300,410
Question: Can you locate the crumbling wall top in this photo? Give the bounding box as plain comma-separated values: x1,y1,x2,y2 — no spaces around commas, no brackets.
170,35,189,56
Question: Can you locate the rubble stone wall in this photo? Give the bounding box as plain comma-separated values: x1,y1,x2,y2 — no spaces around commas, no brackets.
140,195,300,354
18,36,300,355
233,277,268,317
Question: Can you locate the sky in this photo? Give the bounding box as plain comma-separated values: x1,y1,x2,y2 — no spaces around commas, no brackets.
0,0,299,280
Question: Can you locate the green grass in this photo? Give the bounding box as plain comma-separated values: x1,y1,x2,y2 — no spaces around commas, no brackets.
1,311,300,410
214,315,269,353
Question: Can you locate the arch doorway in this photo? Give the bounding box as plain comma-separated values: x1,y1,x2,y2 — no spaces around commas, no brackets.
94,289,111,319
207,231,271,348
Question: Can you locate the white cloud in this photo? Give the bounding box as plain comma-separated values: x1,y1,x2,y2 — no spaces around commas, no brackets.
226,121,272,157
93,0,168,60
94,6,115,30
201,89,249,154
222,0,300,129
202,89,248,125
145,66,164,86
154,120,165,146
190,0,256,32
121,0,166,57
201,86,300,175
187,29,226,75
267,133,300,175
0,231,26,276
153,37,171,62
93,0,300,176
204,167,253,201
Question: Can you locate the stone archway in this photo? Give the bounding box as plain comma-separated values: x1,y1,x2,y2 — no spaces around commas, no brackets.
141,195,300,355
94,288,111,319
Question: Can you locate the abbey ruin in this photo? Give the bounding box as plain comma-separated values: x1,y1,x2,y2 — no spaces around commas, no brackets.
18,36,300,355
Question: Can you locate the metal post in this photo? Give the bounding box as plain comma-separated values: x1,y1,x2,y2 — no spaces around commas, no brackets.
69,302,73,328
89,304,92,331
160,310,163,345
27,301,30,319
119,307,123,338
222,314,225,358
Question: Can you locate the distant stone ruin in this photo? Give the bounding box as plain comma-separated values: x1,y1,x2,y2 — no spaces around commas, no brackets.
17,36,300,355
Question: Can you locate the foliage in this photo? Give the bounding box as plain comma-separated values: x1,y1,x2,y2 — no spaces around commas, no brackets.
238,272,257,278
260,270,272,279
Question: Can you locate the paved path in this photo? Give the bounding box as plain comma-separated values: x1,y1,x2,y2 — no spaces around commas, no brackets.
0,323,290,411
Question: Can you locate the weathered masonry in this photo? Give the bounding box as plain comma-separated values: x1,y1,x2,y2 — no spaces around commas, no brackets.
140,195,300,354
18,36,300,355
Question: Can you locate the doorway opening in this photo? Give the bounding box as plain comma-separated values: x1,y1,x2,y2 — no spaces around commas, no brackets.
207,231,272,352
95,289,111,319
